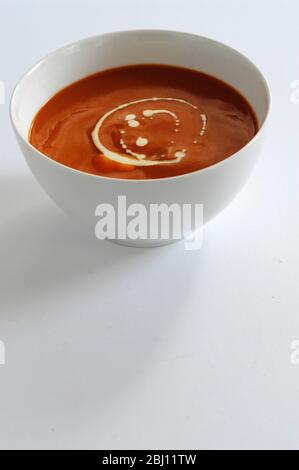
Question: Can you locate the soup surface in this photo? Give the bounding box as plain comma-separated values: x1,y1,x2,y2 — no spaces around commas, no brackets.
29,64,258,179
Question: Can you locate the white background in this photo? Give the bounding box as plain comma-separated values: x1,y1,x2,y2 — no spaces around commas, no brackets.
0,0,298,450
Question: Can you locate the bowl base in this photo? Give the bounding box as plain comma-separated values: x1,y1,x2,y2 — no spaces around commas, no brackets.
108,238,181,248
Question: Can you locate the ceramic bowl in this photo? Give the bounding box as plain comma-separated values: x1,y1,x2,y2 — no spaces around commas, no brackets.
10,30,271,247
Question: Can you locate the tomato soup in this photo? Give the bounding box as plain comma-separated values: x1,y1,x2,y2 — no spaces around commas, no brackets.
29,64,258,179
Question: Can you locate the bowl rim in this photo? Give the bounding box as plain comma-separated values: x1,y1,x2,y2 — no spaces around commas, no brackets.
10,28,272,184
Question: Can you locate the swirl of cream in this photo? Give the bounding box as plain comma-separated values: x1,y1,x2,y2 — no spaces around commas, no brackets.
91,97,206,166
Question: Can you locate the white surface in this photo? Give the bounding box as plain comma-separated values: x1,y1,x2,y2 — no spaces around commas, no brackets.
0,0,298,450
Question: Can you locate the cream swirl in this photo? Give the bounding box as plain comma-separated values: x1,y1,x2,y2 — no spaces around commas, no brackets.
91,97,207,166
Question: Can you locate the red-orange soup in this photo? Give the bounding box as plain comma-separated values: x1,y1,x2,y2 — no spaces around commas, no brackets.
29,64,258,180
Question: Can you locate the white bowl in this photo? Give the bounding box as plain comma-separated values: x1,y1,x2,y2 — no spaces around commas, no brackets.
10,30,271,247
